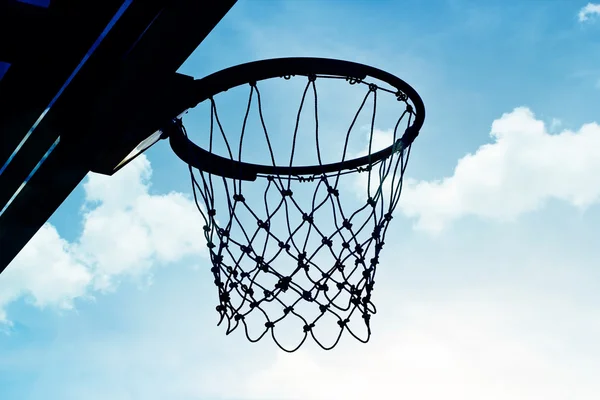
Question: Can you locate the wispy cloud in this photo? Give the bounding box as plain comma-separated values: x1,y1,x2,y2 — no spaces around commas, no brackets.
578,3,600,22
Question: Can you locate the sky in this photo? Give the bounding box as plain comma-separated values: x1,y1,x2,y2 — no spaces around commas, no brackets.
2,0,600,398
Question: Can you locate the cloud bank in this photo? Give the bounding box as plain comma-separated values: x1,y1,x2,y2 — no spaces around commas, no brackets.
1,109,599,400
399,107,600,232
0,155,206,322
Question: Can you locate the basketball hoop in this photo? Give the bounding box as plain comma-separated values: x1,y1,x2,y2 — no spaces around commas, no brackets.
165,57,425,351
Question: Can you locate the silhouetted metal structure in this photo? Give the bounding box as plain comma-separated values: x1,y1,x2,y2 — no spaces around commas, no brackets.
1,1,428,353
0,0,237,271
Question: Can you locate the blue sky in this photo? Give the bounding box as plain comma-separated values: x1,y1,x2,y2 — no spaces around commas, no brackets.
2,1,600,399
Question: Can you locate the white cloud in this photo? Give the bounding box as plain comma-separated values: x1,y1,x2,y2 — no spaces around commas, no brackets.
31,274,596,400
8,242,599,400
0,155,207,320
578,3,600,22
2,124,599,400
0,225,91,323
78,157,207,290
399,107,600,233
236,298,600,400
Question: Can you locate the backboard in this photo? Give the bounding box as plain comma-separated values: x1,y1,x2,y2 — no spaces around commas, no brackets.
0,0,238,271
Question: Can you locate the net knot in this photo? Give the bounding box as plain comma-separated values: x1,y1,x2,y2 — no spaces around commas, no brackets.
395,90,407,101
257,220,270,230
362,313,371,325
321,237,333,247
298,261,309,271
283,306,294,315
217,227,229,237
280,189,293,197
371,225,382,239
233,194,245,202
346,76,362,85
298,255,307,267
342,219,353,230
278,241,291,251
303,323,315,332
265,321,275,329
327,187,339,197
302,213,314,223
337,318,350,327
276,276,292,291
241,285,254,296
208,209,216,217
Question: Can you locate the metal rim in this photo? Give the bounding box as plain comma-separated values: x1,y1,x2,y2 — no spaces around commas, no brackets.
168,57,425,181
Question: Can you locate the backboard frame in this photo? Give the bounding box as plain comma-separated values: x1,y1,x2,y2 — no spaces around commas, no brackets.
0,0,238,272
